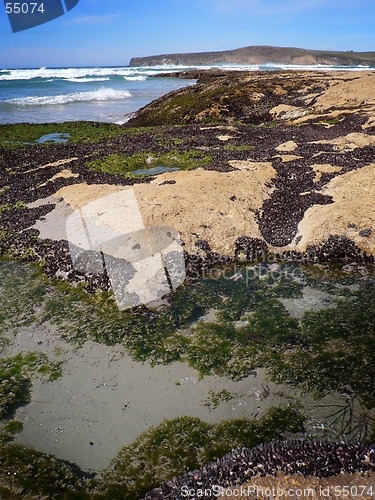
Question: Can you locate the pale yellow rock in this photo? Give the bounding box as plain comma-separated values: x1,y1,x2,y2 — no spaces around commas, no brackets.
272,73,375,126
228,159,274,172
55,165,276,256
273,154,303,162
56,183,124,210
50,169,79,182
270,104,307,120
310,132,375,151
363,115,375,129
275,140,298,152
41,158,79,168
217,135,234,141
134,167,276,255
311,164,343,181
24,157,78,174
314,73,375,111
284,164,375,255
38,169,79,188
200,125,237,131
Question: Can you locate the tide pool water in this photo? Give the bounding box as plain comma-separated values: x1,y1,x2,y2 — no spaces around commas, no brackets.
0,63,373,124
1,259,374,470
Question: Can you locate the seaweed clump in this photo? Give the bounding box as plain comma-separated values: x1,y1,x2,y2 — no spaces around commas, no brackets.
101,406,305,499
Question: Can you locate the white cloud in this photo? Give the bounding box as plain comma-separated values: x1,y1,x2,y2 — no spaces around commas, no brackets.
67,14,119,25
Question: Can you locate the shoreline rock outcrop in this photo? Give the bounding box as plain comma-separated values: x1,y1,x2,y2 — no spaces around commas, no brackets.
0,70,374,291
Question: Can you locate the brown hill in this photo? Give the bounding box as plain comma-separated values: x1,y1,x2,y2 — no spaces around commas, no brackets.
129,45,375,67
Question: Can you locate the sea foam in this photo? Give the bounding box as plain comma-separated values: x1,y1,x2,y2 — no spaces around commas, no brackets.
63,77,111,83
0,63,372,83
5,88,132,106
124,76,147,81
0,66,185,82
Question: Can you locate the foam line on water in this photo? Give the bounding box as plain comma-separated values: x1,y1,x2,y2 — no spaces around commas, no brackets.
4,88,133,106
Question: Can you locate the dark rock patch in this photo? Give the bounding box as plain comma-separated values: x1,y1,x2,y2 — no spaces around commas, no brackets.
234,237,268,261
360,228,372,238
143,440,375,499
258,158,333,247
308,235,374,263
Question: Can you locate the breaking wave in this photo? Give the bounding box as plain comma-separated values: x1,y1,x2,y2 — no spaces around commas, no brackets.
124,76,147,81
63,77,111,83
5,88,132,106
0,63,373,83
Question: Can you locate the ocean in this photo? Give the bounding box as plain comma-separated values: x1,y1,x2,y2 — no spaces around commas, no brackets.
0,63,373,124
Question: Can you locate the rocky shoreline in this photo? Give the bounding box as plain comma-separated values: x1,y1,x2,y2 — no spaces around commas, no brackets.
0,70,375,498
144,440,375,499
1,71,374,294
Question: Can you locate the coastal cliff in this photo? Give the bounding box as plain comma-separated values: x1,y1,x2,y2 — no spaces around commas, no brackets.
129,45,375,67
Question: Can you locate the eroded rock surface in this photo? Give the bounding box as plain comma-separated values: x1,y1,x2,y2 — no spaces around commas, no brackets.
0,71,374,291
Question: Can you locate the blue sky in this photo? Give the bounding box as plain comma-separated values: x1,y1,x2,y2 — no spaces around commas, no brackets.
1,0,375,68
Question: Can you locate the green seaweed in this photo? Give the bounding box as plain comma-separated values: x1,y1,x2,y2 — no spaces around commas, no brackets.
0,122,138,149
0,259,374,424
0,261,49,331
203,389,238,411
0,442,94,498
2,420,23,435
0,257,374,496
268,283,375,408
0,420,24,444
318,116,342,125
0,352,62,419
0,201,27,215
156,136,185,147
86,150,212,176
0,186,9,198
101,405,304,499
0,405,303,499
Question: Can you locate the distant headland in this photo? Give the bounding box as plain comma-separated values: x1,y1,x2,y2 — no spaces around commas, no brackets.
129,45,375,67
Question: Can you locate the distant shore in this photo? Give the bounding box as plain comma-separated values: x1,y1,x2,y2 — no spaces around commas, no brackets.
130,44,375,67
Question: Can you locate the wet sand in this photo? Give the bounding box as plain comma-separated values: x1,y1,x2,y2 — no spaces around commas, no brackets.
4,324,295,471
